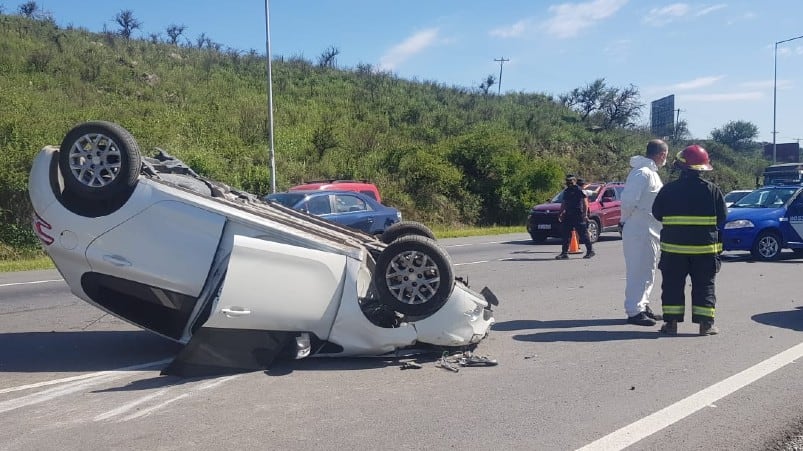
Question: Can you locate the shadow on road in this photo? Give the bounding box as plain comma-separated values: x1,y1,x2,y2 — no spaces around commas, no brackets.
0,331,181,373
494,318,625,330
752,306,803,332
513,330,681,342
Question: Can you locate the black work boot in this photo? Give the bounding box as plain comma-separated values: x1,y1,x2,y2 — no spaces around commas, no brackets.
626,312,656,326
644,305,663,321
659,321,678,335
699,321,719,336
583,250,596,259
555,253,569,260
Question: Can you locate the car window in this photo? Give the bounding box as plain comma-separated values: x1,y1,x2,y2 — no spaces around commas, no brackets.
334,194,369,213
602,188,616,200
306,195,331,214
264,192,306,208
359,190,378,200
724,191,750,203
732,188,798,208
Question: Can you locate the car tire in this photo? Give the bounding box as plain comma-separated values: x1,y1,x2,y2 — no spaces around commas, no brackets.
373,235,454,317
58,121,141,202
587,219,600,244
751,230,782,261
380,220,436,244
530,232,548,243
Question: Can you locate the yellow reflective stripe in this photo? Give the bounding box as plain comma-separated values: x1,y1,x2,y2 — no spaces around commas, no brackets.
662,305,684,314
662,216,717,226
660,242,722,254
692,306,715,318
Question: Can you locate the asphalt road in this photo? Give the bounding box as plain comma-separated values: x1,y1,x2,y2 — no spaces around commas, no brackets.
1,234,802,450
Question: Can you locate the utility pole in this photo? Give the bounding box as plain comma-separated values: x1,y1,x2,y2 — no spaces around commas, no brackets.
494,57,509,95
673,108,683,140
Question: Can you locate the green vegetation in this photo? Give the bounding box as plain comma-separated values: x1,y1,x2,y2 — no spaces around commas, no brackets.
0,11,769,263
0,251,52,272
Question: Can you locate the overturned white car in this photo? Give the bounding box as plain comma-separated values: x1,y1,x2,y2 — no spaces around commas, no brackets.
29,121,497,376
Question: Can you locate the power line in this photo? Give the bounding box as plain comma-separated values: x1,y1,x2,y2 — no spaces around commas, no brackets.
494,57,509,95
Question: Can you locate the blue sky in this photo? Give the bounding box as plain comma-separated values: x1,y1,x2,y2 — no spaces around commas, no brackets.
20,0,803,143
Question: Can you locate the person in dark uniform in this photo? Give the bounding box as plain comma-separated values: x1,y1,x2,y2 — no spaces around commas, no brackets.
652,145,727,336
556,174,595,259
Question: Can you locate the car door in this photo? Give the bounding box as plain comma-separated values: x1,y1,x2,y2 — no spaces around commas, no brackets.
598,186,621,228
783,190,803,244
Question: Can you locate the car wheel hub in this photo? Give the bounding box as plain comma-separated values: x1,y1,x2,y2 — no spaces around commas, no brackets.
759,237,778,257
68,133,122,188
384,250,440,305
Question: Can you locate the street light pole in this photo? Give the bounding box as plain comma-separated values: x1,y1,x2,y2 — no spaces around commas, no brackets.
264,0,277,194
772,34,803,165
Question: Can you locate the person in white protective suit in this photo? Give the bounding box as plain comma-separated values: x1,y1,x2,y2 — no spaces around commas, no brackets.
620,139,669,326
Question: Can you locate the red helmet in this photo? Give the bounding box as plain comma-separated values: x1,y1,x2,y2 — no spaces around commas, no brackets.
675,144,713,171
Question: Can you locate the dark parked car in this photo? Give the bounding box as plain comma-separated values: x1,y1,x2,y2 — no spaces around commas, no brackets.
526,182,625,243
264,190,401,236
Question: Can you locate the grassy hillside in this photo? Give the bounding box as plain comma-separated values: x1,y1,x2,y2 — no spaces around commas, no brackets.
0,13,767,259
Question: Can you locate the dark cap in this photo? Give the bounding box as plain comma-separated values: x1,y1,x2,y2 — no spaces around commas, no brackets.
565,174,577,182
577,178,586,185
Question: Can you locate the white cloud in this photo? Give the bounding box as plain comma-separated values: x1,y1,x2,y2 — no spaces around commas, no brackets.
378,28,440,71
644,3,727,25
543,0,629,39
647,76,724,95
679,92,763,102
643,3,690,25
695,4,726,16
672,76,725,90
490,19,533,38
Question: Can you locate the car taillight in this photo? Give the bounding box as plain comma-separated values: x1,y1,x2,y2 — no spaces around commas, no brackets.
32,212,54,245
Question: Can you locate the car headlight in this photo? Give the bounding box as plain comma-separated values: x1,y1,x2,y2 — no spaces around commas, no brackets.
724,219,754,229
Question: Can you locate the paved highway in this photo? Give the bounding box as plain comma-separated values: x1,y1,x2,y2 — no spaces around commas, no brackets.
1,234,801,450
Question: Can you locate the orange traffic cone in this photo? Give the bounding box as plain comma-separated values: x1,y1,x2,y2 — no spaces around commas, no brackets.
568,230,582,254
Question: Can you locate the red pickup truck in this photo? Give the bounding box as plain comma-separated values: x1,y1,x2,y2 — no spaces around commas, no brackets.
526,182,625,243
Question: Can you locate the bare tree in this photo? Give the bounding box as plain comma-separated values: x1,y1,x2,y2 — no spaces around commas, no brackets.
560,78,643,129
148,32,160,44
317,46,340,68
114,9,141,40
18,1,38,17
166,24,186,45
195,33,211,49
479,74,496,95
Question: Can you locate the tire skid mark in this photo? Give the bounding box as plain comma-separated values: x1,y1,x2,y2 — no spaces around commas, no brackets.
93,388,170,421
118,393,190,422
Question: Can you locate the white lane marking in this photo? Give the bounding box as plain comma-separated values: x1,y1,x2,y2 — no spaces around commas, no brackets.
198,374,241,390
119,393,190,421
0,372,130,414
0,279,63,288
0,358,171,395
94,388,170,421
454,260,489,266
578,341,803,450
443,241,505,248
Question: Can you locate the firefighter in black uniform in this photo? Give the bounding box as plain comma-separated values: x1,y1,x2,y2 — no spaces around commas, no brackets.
652,145,727,336
555,174,594,259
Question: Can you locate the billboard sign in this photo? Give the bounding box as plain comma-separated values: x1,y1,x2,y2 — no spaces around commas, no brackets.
650,95,675,138
763,142,800,163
